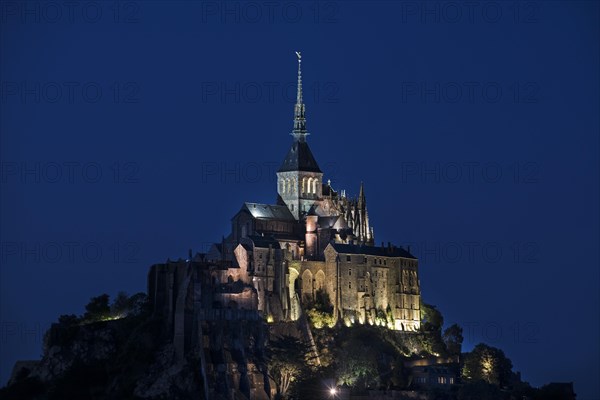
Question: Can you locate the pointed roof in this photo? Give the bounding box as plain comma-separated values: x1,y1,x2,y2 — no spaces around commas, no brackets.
278,140,322,173
278,51,322,174
358,182,366,208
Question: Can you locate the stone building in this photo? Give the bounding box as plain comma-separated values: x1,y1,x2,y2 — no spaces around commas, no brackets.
205,52,421,331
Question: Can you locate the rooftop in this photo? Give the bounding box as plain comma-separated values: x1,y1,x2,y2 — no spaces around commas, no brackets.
242,202,296,221
330,243,417,259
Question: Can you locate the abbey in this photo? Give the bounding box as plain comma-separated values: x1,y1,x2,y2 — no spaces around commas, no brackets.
198,53,421,331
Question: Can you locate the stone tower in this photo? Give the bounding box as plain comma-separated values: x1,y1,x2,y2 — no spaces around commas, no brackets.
277,52,324,220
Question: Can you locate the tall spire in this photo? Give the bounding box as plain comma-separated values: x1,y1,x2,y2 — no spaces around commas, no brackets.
358,182,366,207
292,51,308,142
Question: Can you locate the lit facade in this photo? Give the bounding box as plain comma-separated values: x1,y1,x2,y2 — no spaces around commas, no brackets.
208,53,421,331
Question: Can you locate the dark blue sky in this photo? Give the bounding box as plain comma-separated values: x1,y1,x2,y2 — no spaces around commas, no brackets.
1,1,598,398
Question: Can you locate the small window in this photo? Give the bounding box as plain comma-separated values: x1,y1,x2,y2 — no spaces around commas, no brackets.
349,281,352,289
349,268,352,276
346,255,351,262
363,257,367,263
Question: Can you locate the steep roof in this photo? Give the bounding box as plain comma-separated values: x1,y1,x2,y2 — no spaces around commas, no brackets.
329,243,417,259
277,140,322,173
242,202,295,221
247,235,282,249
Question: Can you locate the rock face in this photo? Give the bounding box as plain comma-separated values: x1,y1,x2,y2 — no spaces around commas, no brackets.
1,281,305,400
2,313,272,399
2,256,315,400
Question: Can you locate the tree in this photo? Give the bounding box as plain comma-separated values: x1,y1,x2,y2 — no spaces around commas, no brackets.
83,294,111,322
127,292,150,316
417,302,446,356
306,308,336,329
267,335,311,399
420,302,443,332
462,343,513,387
443,323,464,356
336,338,379,390
111,291,129,316
306,289,335,329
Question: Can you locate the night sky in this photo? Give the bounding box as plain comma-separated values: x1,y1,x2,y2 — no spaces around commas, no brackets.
1,1,598,398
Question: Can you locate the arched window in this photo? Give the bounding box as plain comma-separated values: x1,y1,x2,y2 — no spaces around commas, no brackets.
307,177,313,194
312,179,317,194
301,177,306,194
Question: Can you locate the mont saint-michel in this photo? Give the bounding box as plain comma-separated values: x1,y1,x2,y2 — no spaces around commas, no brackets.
1,54,576,400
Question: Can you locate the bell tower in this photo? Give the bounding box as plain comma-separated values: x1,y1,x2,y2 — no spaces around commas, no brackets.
277,52,323,219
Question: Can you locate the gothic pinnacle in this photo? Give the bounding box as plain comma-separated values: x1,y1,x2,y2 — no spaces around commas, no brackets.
292,51,308,142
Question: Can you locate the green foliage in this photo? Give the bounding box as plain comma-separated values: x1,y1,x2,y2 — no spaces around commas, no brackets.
306,308,336,329
462,343,513,387
306,288,335,329
420,302,443,332
267,335,312,399
336,339,379,389
83,294,111,322
126,292,150,316
332,325,400,390
111,291,130,316
306,288,333,314
375,308,387,326
110,291,150,318
443,323,464,356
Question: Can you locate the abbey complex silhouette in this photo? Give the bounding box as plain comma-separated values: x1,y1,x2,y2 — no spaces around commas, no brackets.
148,52,421,343
3,53,577,400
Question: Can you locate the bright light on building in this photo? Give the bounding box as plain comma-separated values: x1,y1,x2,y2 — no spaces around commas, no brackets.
329,387,337,396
